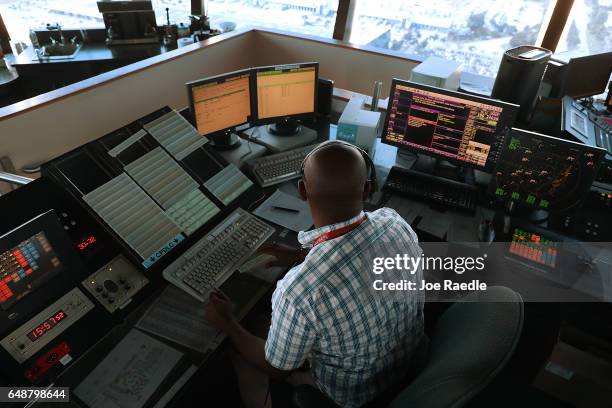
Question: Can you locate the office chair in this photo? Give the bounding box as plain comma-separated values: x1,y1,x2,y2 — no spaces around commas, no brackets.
291,286,524,408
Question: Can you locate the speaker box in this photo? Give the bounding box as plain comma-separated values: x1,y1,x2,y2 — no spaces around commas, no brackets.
317,77,334,117
492,46,551,125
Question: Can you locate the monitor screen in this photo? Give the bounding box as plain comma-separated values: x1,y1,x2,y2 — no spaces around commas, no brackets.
490,128,605,212
0,231,63,310
188,70,253,137
255,63,317,121
382,80,519,171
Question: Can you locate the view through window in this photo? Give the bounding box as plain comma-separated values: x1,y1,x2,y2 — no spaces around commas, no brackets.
0,0,104,44
556,0,612,59
207,0,338,37
349,0,556,77
0,0,338,46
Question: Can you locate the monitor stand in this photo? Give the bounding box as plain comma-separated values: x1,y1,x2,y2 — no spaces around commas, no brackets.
209,132,242,151
243,122,317,153
398,152,475,184
505,201,550,224
210,132,267,168
268,118,300,136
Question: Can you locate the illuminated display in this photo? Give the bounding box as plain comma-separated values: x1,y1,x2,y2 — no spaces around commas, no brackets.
509,228,558,268
256,67,316,119
191,73,252,136
26,310,67,342
491,130,604,211
385,84,506,168
77,236,97,251
0,232,63,310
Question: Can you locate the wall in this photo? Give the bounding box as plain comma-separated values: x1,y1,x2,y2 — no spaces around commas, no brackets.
0,28,420,176
251,30,420,97
0,31,256,174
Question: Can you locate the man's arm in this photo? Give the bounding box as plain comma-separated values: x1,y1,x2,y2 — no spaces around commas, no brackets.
206,290,291,379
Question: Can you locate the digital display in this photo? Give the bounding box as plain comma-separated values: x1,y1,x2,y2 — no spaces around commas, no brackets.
0,231,63,310
191,73,252,136
26,310,67,342
256,66,316,119
77,236,97,251
384,82,512,169
509,228,558,268
490,129,604,211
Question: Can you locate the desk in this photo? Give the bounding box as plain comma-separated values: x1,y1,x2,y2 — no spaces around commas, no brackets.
1,114,610,408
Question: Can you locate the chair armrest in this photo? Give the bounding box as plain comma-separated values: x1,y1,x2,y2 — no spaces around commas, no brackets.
291,384,339,408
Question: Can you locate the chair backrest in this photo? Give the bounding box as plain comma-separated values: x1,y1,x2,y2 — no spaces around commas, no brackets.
388,286,524,408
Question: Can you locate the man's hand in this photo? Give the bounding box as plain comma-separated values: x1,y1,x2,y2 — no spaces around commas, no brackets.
258,242,304,267
206,289,236,332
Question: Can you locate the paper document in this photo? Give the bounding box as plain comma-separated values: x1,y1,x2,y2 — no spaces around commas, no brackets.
253,190,313,232
136,285,221,353
75,329,182,408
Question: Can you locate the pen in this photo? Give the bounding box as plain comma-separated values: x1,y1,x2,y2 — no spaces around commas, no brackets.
273,206,300,213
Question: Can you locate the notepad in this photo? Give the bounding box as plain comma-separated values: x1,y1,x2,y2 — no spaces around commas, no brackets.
253,190,313,232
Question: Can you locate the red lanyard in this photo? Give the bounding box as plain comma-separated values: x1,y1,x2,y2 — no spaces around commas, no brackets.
312,215,367,247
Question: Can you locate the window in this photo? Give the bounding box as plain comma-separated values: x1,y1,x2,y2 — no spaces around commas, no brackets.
207,0,339,38
556,0,612,58
349,0,556,77
151,0,191,27
0,0,105,44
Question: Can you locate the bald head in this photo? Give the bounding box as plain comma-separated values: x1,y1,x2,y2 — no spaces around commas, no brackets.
300,142,370,225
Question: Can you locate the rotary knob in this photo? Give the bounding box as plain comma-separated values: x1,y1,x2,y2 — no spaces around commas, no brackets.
103,280,119,293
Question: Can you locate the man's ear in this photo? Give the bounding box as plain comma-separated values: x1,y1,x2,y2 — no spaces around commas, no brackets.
298,179,308,201
362,180,372,201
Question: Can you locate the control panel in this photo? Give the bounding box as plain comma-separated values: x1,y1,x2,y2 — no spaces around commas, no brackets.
24,341,71,383
0,288,94,363
82,255,148,313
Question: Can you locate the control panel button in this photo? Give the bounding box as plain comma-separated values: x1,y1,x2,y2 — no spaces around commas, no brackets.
103,280,119,293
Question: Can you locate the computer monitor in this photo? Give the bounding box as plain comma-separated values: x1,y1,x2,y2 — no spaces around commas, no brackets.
382,80,520,172
187,69,254,150
0,211,67,311
489,128,605,212
254,62,318,136
557,52,612,99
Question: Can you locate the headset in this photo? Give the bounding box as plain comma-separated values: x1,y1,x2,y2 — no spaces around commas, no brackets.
300,140,378,195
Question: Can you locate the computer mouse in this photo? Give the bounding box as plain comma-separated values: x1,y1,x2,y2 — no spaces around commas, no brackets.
478,220,495,243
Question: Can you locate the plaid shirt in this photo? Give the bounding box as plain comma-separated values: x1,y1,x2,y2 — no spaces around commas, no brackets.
265,208,424,407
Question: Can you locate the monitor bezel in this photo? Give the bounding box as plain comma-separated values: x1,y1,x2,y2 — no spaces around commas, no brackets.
186,68,256,139
489,127,607,212
381,79,520,172
252,62,319,126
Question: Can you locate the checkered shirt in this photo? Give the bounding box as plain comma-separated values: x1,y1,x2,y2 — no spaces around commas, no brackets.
265,208,424,407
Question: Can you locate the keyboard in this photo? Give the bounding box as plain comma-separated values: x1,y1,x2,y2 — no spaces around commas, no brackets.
383,166,478,213
246,144,319,187
162,208,275,301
